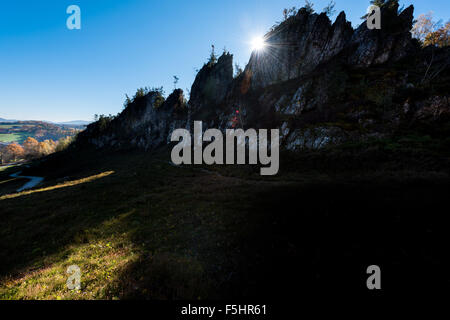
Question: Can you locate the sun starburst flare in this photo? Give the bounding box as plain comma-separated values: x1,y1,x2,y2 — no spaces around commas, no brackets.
251,36,266,52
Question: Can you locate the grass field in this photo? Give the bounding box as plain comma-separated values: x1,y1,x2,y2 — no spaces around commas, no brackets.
0,133,28,144
0,146,449,299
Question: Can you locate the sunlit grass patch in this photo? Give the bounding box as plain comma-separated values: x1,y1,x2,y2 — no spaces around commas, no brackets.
0,171,115,200
0,211,141,300
0,178,17,185
0,237,139,300
0,164,18,175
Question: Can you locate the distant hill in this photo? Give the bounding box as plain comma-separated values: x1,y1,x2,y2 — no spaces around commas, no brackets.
0,118,17,123
0,118,90,129
57,120,91,126
56,120,91,127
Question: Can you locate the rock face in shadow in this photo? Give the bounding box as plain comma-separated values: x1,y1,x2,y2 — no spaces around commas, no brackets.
244,9,353,89
244,4,415,90
77,90,189,150
189,53,234,112
76,3,449,152
348,4,415,66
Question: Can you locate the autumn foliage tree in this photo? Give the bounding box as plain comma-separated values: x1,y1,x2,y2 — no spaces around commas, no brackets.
412,12,450,47
37,140,57,156
423,22,450,47
1,143,25,164
22,137,39,158
55,136,74,152
0,136,72,164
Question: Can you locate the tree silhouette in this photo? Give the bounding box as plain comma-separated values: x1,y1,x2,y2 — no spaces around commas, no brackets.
323,1,336,17
208,45,217,66
173,76,179,90
304,0,314,14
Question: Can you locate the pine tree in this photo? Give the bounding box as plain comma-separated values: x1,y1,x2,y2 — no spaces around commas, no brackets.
323,1,336,17
304,0,314,14
208,45,217,66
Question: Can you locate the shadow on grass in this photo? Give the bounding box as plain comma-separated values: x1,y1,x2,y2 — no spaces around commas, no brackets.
1,146,450,299
106,175,450,299
219,178,450,296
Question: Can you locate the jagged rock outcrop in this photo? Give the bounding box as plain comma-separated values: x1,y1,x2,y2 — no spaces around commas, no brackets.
165,89,187,114
76,3,449,153
244,4,415,90
348,4,415,66
189,53,234,112
77,89,189,150
244,9,353,89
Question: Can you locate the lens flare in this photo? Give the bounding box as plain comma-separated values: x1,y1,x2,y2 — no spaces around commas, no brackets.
251,36,266,51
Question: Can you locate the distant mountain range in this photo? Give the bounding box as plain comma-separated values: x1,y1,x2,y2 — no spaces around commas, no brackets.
54,120,91,126
0,118,91,127
0,118,16,123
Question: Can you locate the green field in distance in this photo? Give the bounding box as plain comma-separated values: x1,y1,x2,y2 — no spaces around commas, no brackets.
0,133,28,144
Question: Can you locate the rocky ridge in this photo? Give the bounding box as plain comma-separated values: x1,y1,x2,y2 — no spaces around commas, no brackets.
77,2,449,152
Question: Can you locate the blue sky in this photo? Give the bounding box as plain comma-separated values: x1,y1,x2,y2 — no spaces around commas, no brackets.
0,0,448,122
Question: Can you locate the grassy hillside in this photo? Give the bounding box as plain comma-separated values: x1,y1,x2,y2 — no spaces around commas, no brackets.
0,144,449,299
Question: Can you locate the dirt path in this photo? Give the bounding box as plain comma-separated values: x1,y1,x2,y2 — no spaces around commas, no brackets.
10,172,44,192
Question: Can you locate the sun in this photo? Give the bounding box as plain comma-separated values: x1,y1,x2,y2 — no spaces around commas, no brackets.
251,36,266,52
